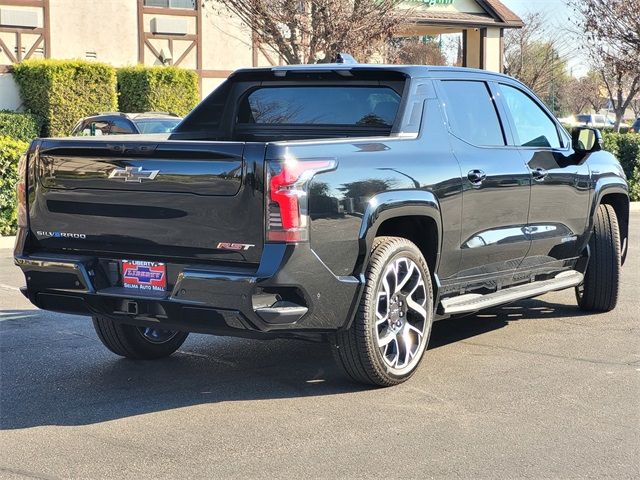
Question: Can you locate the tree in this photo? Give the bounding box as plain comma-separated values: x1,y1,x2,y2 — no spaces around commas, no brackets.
387,37,446,66
570,0,640,130
583,70,608,113
630,97,640,118
599,61,640,129
503,12,569,113
575,0,640,70
559,73,606,116
209,0,410,65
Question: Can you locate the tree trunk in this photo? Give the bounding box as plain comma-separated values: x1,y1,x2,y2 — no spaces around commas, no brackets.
614,109,624,132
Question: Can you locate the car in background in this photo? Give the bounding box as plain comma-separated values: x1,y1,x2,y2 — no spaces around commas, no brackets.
630,118,640,133
576,113,630,130
71,112,182,136
575,113,611,128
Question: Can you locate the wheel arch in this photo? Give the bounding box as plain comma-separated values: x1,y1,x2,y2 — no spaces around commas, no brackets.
356,190,442,279
592,180,629,265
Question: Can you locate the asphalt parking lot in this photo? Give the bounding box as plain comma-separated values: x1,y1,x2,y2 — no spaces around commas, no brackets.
1,214,639,479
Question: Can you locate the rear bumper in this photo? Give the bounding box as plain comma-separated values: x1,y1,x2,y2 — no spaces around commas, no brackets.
14,235,361,338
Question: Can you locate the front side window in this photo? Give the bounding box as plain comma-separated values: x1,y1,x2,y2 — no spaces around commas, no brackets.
439,80,505,146
500,84,562,149
238,86,401,127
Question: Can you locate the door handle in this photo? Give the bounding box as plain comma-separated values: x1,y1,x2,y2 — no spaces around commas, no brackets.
532,168,548,181
467,169,486,184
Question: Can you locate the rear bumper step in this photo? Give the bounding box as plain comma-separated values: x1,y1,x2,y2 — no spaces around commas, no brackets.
440,270,584,315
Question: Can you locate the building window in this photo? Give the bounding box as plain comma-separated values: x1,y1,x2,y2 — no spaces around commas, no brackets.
144,0,196,9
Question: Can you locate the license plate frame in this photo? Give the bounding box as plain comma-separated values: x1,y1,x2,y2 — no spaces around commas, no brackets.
121,260,167,292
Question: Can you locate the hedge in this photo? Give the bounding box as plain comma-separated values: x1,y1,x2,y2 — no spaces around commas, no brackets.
117,66,198,117
12,59,117,137
0,136,28,236
0,110,41,142
602,131,640,201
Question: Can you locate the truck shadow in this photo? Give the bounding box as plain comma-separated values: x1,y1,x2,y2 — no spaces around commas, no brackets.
0,297,588,430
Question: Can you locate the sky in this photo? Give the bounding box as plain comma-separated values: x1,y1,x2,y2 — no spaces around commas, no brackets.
501,0,588,77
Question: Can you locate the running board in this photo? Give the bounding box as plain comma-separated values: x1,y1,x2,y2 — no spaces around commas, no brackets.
440,270,584,315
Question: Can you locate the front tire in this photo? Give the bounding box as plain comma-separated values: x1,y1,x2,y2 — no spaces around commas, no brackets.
92,316,188,359
332,237,434,387
576,204,621,312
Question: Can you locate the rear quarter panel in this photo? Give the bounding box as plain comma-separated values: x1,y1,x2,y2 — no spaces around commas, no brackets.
268,98,463,279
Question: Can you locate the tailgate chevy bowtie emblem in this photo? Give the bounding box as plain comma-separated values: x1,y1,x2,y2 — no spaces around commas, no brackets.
108,166,160,183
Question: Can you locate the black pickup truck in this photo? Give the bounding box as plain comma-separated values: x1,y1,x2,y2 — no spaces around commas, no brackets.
14,64,629,386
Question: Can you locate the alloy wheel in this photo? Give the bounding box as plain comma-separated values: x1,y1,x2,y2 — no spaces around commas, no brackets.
374,256,428,373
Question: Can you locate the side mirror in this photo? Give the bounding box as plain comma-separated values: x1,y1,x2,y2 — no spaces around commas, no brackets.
572,126,602,153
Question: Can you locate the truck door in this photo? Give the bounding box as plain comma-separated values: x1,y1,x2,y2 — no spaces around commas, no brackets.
496,82,591,275
437,79,532,283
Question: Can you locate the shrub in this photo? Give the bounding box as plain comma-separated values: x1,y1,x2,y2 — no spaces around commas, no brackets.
630,165,640,202
602,131,640,201
0,136,28,236
601,132,640,178
117,66,199,117
0,110,41,142
12,59,117,137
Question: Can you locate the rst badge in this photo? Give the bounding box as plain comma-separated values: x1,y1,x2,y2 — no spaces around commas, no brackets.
122,260,167,291
216,242,255,251
108,166,160,183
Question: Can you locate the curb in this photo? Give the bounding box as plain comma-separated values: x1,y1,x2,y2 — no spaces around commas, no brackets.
0,236,15,249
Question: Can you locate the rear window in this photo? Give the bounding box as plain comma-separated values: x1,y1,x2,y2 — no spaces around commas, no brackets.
237,86,401,127
134,118,181,134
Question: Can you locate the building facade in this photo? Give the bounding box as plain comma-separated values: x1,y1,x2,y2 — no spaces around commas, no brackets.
0,0,522,110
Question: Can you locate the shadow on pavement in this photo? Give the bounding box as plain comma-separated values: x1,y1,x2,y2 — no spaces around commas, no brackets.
0,297,584,430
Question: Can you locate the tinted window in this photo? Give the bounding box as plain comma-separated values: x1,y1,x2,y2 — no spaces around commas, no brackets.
110,118,135,135
440,80,505,146
238,87,400,127
500,84,561,148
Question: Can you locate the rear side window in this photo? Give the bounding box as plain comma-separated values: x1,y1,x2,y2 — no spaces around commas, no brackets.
73,120,110,136
237,86,400,127
439,80,505,146
499,84,561,149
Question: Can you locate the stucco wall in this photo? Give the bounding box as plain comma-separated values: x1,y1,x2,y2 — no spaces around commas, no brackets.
49,0,138,66
465,29,481,69
484,27,502,72
0,73,22,110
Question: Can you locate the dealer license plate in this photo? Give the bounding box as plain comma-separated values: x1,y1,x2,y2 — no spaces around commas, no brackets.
121,260,167,292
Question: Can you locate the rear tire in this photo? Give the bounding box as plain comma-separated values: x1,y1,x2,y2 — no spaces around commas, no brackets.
92,316,188,359
332,237,434,387
575,204,621,312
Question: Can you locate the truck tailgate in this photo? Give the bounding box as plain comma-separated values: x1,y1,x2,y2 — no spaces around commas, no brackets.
28,139,265,264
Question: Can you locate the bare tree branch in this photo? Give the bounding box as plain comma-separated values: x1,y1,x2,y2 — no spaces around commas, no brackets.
570,0,640,130
206,0,411,64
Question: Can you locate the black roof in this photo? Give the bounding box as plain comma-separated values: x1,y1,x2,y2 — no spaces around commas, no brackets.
231,63,513,82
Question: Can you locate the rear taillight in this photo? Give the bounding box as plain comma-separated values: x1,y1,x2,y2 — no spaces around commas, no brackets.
266,157,336,243
16,153,27,228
